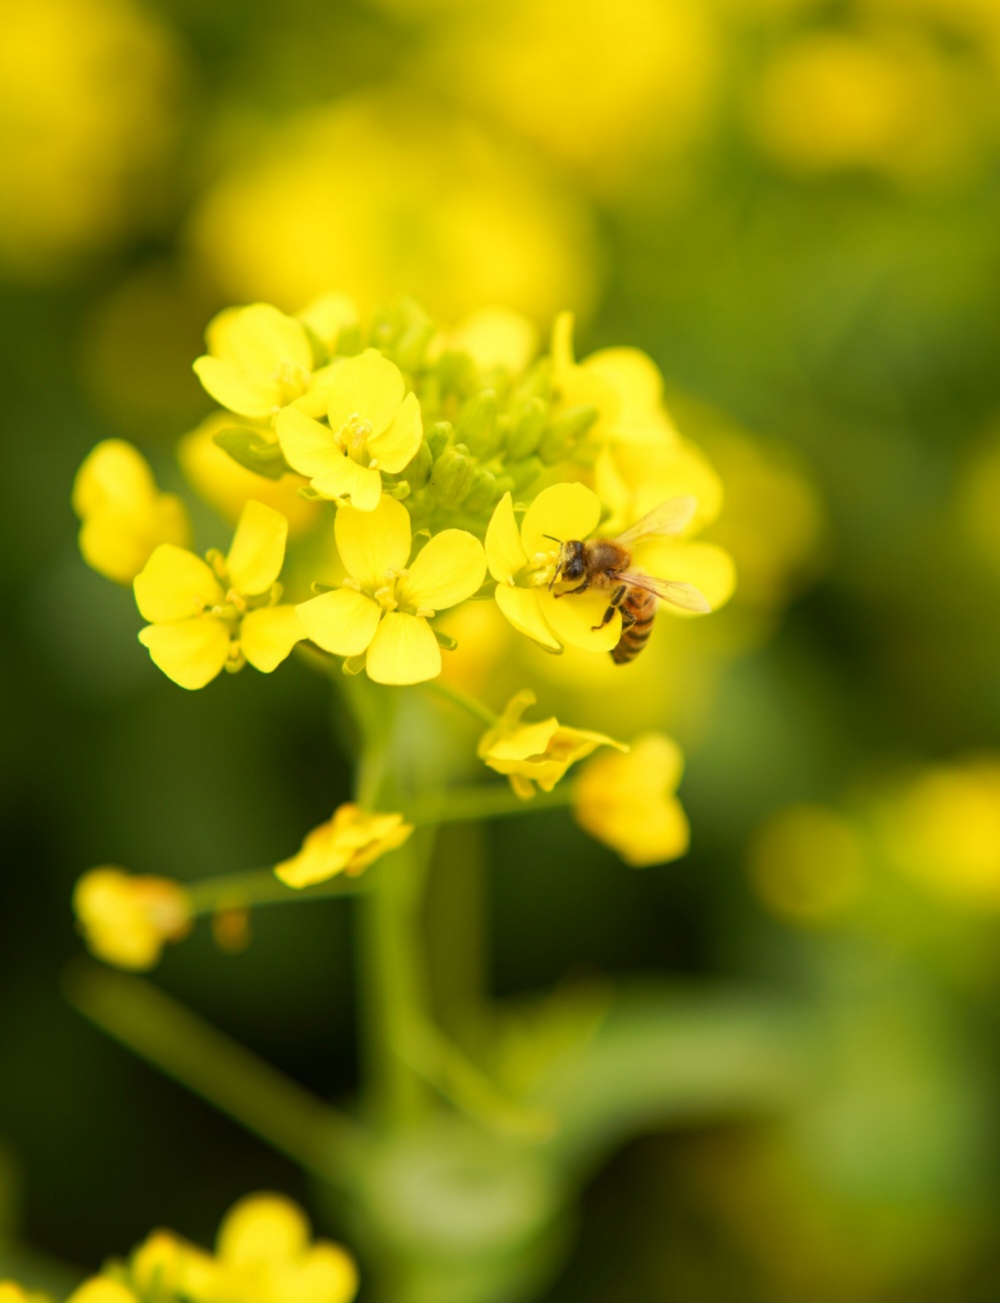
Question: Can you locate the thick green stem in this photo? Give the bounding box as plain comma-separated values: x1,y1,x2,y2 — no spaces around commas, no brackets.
186,866,366,917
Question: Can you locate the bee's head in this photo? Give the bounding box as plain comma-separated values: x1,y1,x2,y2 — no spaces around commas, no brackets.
546,535,585,586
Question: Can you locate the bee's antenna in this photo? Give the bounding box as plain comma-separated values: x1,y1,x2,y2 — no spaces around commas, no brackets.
542,533,562,543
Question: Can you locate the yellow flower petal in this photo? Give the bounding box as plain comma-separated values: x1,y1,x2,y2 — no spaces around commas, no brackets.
226,500,288,595
312,457,383,510
72,439,156,518
633,540,737,614
366,613,441,684
482,716,559,762
67,1280,139,1303
275,407,342,480
485,492,528,583
79,495,190,586
138,618,232,690
521,483,602,558
217,1194,310,1265
335,496,411,591
241,605,304,672
275,805,412,887
193,356,278,420
449,307,539,373
574,735,690,867
537,587,622,652
398,530,486,612
494,584,561,651
277,1243,360,1303
326,349,404,437
366,391,423,474
134,546,223,623
210,303,312,378
297,589,381,657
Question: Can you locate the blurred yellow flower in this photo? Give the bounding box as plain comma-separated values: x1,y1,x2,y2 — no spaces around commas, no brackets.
134,500,304,690
478,689,626,799
132,1194,358,1303
0,0,179,274
573,734,690,867
747,804,865,925
438,307,540,376
187,94,600,325
194,303,334,421
485,486,623,654
275,805,413,888
276,351,422,510
73,868,192,970
176,415,320,537
882,759,1000,908
297,496,485,685
73,440,190,584
67,1283,138,1303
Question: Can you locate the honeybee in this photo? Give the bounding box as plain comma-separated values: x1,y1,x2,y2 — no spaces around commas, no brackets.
547,496,711,664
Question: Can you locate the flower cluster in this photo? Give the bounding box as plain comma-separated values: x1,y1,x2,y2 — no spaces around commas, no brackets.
1,1193,358,1303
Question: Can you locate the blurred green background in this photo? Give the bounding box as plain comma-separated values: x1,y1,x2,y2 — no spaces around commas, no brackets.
5,0,1000,1297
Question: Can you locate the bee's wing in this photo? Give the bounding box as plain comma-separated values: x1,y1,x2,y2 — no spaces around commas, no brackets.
622,570,712,613
615,496,697,548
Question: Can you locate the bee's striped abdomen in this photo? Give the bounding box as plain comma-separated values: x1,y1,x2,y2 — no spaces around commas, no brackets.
611,588,656,664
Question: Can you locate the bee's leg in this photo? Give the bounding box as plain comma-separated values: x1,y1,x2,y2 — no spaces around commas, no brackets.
553,579,590,598
593,584,629,630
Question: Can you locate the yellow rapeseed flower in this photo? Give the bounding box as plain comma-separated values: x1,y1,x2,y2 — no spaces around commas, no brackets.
193,303,333,421
438,306,540,375
297,496,486,684
485,485,623,654
573,734,690,867
134,500,304,690
72,439,190,584
478,689,626,799
275,805,413,888
73,868,192,970
66,1281,139,1303
275,350,422,510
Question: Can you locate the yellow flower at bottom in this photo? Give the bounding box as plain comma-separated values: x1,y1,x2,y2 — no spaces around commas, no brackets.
66,1281,139,1303
73,868,192,970
573,734,690,867
134,499,304,689
478,690,626,799
298,496,486,685
73,439,190,584
275,804,413,888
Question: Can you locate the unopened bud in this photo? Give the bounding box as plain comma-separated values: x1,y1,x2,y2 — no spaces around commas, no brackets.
505,396,547,460
431,446,476,506
538,404,598,465
506,456,543,492
426,421,453,459
457,390,502,458
462,467,498,514
401,440,433,490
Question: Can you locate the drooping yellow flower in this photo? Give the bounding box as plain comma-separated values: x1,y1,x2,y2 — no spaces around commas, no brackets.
72,439,190,584
275,350,423,510
193,303,333,421
478,690,626,799
73,868,192,970
275,805,413,888
573,734,691,867
297,496,485,684
134,500,304,690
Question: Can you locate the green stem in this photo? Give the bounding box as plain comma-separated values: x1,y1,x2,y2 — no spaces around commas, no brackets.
186,867,367,917
406,781,576,827
64,959,367,1183
423,679,499,728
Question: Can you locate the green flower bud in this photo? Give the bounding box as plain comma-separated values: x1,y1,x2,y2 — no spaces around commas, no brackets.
462,467,498,514
426,421,453,459
538,404,599,465
401,440,433,490
457,390,502,458
431,445,476,506
505,396,547,460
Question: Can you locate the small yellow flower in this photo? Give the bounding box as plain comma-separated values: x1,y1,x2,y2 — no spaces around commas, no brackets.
193,303,333,421
573,734,690,867
478,689,626,799
275,350,423,510
73,868,192,970
275,805,413,888
66,1281,139,1303
131,1232,218,1300
485,484,623,654
212,1194,359,1303
72,440,190,584
134,500,304,690
297,495,486,685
